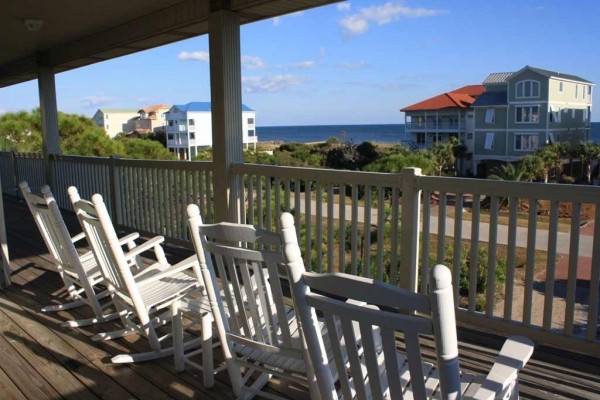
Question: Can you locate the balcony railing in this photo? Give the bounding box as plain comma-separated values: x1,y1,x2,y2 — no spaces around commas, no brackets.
1,150,599,357
405,121,466,130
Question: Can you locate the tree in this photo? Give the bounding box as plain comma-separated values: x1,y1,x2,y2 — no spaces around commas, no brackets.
119,138,175,160
0,109,43,152
428,138,457,176
574,141,600,184
534,143,566,183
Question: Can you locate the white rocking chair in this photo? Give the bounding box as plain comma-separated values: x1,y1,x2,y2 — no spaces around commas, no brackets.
186,204,321,400
280,212,534,400
71,189,216,385
19,181,139,328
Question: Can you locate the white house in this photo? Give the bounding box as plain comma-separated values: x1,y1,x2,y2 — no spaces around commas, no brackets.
92,108,138,138
165,102,257,160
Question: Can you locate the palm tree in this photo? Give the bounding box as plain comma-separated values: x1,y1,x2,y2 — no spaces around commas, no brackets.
573,141,600,184
535,143,565,183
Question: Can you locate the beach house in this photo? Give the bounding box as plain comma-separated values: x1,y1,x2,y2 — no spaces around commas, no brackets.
165,102,257,160
400,85,484,149
471,66,594,176
133,104,170,135
92,108,138,138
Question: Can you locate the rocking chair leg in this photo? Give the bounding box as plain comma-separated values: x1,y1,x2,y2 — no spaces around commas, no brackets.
111,338,203,364
61,310,123,328
41,298,86,312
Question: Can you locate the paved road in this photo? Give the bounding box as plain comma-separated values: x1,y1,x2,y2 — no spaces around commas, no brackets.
297,198,593,257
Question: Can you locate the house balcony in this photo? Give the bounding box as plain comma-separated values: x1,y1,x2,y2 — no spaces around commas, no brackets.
405,121,466,131
1,151,599,398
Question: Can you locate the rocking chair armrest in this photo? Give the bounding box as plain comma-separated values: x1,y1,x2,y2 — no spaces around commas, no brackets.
135,255,199,285
466,335,534,400
71,231,86,244
123,235,165,260
117,232,140,247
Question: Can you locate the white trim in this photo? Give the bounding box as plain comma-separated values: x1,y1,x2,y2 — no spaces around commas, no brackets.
484,132,495,150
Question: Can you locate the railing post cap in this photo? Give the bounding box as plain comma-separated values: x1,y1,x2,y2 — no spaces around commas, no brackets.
67,186,79,196
186,203,200,217
91,193,104,204
430,264,452,290
18,180,28,190
280,212,294,229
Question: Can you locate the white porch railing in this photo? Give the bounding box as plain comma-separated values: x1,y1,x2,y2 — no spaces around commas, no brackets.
2,151,599,356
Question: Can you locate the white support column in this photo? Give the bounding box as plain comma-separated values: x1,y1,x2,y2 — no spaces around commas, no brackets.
37,65,60,185
209,7,243,223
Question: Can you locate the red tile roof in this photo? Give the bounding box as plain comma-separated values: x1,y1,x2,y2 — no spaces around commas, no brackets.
401,85,485,112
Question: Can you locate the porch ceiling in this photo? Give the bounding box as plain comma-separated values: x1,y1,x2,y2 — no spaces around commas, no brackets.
0,0,340,89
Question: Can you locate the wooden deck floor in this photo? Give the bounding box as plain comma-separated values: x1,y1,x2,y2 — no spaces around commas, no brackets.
1,194,599,400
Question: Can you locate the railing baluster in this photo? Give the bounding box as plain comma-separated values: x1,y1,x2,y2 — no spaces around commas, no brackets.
469,195,481,312
504,196,518,321
523,198,537,326
587,206,600,341
486,196,499,317
564,202,581,336
452,193,463,306
350,185,359,276
363,185,372,278
543,200,559,331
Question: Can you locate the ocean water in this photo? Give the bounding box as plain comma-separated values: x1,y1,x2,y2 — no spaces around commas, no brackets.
257,122,600,145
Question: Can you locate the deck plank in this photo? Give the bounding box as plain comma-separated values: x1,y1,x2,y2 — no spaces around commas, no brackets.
2,194,600,400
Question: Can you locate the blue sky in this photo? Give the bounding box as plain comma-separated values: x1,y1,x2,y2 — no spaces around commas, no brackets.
2,0,600,126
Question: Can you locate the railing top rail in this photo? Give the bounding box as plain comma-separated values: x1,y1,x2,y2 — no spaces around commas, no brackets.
233,163,403,187
0,151,44,159
418,175,600,203
51,154,214,171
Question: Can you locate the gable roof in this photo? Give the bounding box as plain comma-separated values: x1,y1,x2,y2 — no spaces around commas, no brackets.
401,85,484,112
170,102,254,113
515,66,594,84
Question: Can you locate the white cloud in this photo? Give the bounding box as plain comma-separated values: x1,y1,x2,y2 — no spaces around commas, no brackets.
178,51,209,61
242,75,307,93
81,95,113,107
242,55,266,70
340,1,446,36
285,60,317,69
337,2,351,11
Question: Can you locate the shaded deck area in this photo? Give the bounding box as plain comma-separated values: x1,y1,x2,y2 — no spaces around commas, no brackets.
1,194,599,400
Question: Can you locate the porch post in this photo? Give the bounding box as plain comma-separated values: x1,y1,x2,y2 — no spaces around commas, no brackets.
37,64,60,186
0,174,10,287
209,5,243,223
400,167,422,292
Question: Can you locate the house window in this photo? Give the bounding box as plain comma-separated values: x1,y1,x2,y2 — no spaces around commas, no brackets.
514,133,538,151
105,114,109,119
248,129,255,137
190,132,195,139
248,118,255,125
106,124,109,130
576,85,579,98
516,80,540,98
168,121,173,126
467,132,473,140
516,106,540,123
484,132,494,150
485,108,495,124
572,109,576,118
179,124,186,132
189,119,195,126
550,106,561,123
559,82,563,92
168,134,174,140
584,108,589,121
588,86,592,97
548,132,556,144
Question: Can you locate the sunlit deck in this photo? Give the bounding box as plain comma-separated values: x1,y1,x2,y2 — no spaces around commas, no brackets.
2,194,599,400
